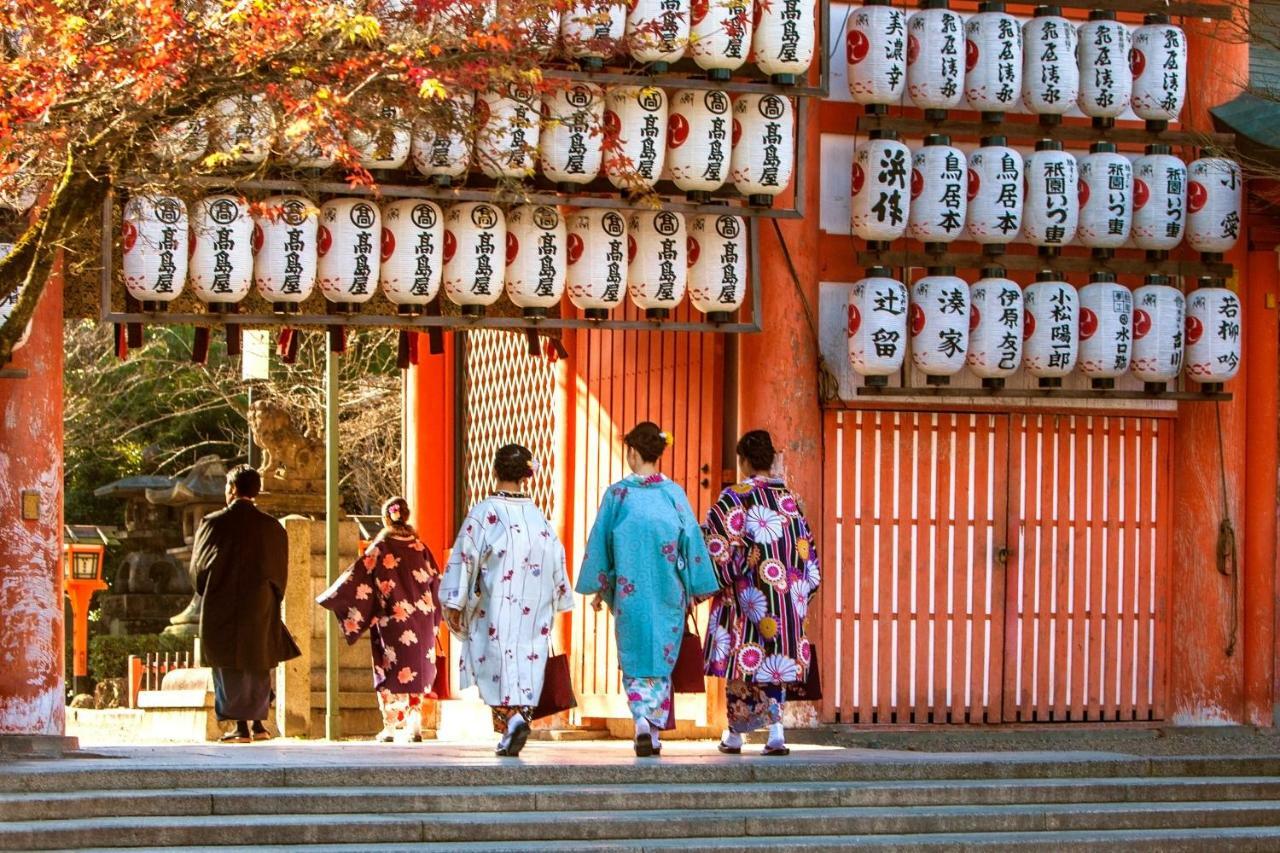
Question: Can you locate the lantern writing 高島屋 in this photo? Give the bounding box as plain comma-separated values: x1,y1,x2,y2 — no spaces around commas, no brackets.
505,0,561,56
604,85,668,191
151,117,208,164
189,194,253,310
379,199,443,315
909,266,970,384
412,92,474,187
848,266,909,385
0,243,31,355
1130,14,1186,132
966,266,1022,388
208,95,274,165
1131,273,1185,391
1077,270,1132,389
560,0,627,69
850,129,911,249
1184,278,1241,392
1022,139,1078,254
279,83,335,169
628,209,687,319
566,208,628,319
687,214,746,322
906,134,967,251
348,102,411,170
965,135,1023,254
505,204,567,318
1186,155,1243,259
1076,10,1131,128
731,93,794,207
443,202,505,317
317,198,380,312
668,89,732,203
122,195,188,312
1021,6,1078,125
1076,141,1133,257
540,83,605,192
906,0,964,120
475,85,540,180
753,0,815,85
1132,144,1186,258
963,1,1022,122
690,0,752,80
846,0,908,114
1022,270,1078,387
252,195,317,314
626,0,689,70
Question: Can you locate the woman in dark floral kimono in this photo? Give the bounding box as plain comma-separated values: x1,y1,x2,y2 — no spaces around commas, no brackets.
318,496,442,742
702,431,820,756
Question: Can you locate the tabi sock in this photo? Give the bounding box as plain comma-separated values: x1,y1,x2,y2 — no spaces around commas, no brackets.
766,723,785,748
507,713,525,734
722,730,743,749
649,728,661,748
635,718,651,740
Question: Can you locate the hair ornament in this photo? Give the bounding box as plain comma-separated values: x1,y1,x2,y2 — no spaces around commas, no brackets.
529,457,542,473
661,431,674,447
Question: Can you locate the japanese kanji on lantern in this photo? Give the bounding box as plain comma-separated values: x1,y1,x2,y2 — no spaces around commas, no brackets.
566,208,628,319
753,0,815,85
348,103,411,170
848,266,908,385
668,89,732,203
509,1,561,56
690,0,752,80
379,199,443,315
1185,278,1241,392
1187,154,1243,259
1021,6,1078,126
317,198,380,311
189,194,253,310
846,0,907,114
1022,139,1078,254
561,0,627,69
412,93,473,186
1076,10,1131,129
731,93,794,207
475,85,540,180
505,204,566,318
208,95,273,165
1131,273,1185,391
626,0,689,70
0,243,31,354
906,0,964,120
1130,13,1186,132
443,202,505,316
150,118,208,165
541,83,605,192
1022,271,1078,387
252,195,317,315
122,195,188,312
850,129,911,249
605,86,667,191
966,266,1022,388
1077,141,1132,258
1077,270,1132,389
628,209,687,318
963,1,1022,122
907,134,967,250
0,171,38,214
687,214,746,321
909,266,970,384
965,135,1022,253
1132,144,1187,258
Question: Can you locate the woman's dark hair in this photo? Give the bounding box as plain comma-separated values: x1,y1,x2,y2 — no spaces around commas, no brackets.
625,421,669,463
494,444,534,482
736,430,776,472
227,464,262,499
375,496,416,542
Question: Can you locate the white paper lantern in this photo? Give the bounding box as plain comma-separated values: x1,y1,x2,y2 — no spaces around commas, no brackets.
1184,282,1241,388
379,199,443,314
252,195,316,314
1021,8,1078,122
561,0,627,68
849,266,909,383
412,93,474,186
122,195,188,310
0,243,31,353
731,93,794,206
909,268,969,383
475,85,540,180
688,214,746,320
1077,272,1132,387
505,1,560,56
906,1,964,117
151,118,208,164
316,199,380,309
1022,273,1078,385
1077,142,1132,253
1187,156,1243,256
348,103,411,170
429,0,498,47
189,194,253,308
1131,275,1185,388
1076,11,1131,126
850,131,911,246
846,0,908,112
1022,140,1078,251
1132,144,1187,255
691,0,752,79
0,170,38,214
626,0,689,68
906,135,967,246
208,95,273,165
753,0,815,84
540,83,605,190
628,210,686,318
604,86,667,191
667,89,732,202
443,202,505,316
566,208,628,318
966,136,1022,247
504,204,566,317
966,268,1023,386
1130,15,1186,129
963,1,1022,119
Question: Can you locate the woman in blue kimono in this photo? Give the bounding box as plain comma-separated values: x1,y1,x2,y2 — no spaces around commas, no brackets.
575,421,720,757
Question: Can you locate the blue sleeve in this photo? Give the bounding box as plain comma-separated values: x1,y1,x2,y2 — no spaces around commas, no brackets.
575,485,618,604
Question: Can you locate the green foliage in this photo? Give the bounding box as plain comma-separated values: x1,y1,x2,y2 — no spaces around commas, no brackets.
88,633,195,680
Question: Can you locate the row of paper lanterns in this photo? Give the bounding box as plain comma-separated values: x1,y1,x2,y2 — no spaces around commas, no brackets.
851,133,1242,256
848,266,1240,388
847,2,1186,127
119,195,749,320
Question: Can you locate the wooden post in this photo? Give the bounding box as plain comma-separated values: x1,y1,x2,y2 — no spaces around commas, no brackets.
324,348,341,740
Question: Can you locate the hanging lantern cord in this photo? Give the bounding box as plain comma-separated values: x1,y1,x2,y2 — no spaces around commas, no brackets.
1214,400,1239,658
769,219,840,404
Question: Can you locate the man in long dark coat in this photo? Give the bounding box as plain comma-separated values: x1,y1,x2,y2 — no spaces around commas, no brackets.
192,465,300,742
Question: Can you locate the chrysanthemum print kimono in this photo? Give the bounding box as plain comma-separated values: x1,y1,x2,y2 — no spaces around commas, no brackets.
701,476,820,733
440,496,573,731
574,474,720,728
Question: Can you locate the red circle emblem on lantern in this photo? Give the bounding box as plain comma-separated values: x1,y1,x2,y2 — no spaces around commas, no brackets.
442,229,456,264
909,302,926,336
1188,181,1208,213
732,118,742,148
567,232,584,265
121,220,138,254
1023,310,1036,340
668,113,689,149
1079,307,1098,340
851,163,865,195
910,168,924,199
848,303,862,336
627,234,637,263
380,227,395,263
687,235,700,266
965,39,978,72
505,231,518,265
967,168,980,201
691,0,707,25
1133,178,1150,211
969,304,981,332
317,225,332,258
847,29,870,64
907,33,920,65
604,109,621,139
251,222,264,256
1129,47,1146,78
1078,179,1090,207
1133,308,1152,339
1185,313,1204,344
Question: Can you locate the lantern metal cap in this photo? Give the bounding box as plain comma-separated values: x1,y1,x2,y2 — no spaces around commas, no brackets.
272,301,302,316
923,109,949,122
1145,119,1170,133
583,308,610,320
685,190,712,204
865,265,893,278
1198,381,1225,394
1145,143,1173,156
1144,273,1170,286
1091,377,1116,390
1197,275,1226,289
868,127,900,140
1034,6,1062,17
1201,251,1226,264
770,73,798,86
1090,141,1117,154
982,377,1006,390
1035,269,1059,282
864,0,893,5
1038,113,1063,127
205,301,240,315
1088,9,1116,20
396,304,424,317
1143,12,1170,24
1034,139,1063,152
1144,381,1168,394
924,133,951,146
706,68,732,82
1089,270,1116,283
926,265,957,276
919,0,949,9
1146,249,1171,261
705,310,734,323
1092,116,1117,130
328,302,363,316
864,103,890,116
980,265,1006,279
646,307,670,320
980,111,1006,125
978,1,1005,13
460,304,486,318
747,194,775,208
925,374,950,386
1038,377,1063,388
864,374,889,386
980,135,1007,147
982,243,1008,257
523,307,550,319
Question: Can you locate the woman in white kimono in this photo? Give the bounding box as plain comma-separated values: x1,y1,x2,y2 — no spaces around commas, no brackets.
441,444,574,757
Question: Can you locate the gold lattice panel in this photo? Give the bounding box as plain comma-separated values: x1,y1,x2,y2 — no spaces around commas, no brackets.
462,330,558,519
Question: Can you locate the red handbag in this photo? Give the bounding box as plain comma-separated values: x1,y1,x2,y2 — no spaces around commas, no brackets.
532,652,578,720
671,615,706,694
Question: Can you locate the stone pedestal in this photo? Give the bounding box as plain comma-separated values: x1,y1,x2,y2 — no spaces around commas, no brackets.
277,516,313,737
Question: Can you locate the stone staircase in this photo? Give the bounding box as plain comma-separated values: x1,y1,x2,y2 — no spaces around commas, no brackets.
5,746,1280,850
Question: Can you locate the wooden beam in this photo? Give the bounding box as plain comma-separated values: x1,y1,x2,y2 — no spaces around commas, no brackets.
855,250,1234,279
856,115,1236,148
